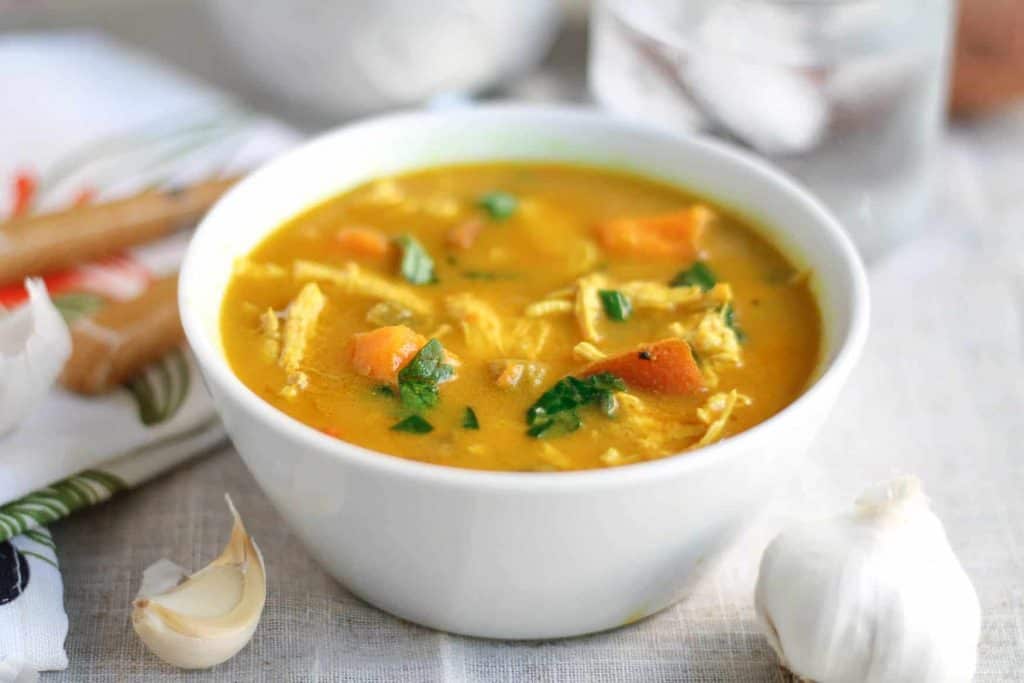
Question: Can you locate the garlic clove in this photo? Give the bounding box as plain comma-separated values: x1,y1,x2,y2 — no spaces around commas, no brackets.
0,279,72,435
755,476,981,683
132,495,266,670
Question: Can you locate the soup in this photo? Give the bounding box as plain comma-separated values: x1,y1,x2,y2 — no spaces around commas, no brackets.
221,163,821,472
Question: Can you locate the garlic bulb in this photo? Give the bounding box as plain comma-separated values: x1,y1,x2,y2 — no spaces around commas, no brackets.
0,279,72,435
755,476,981,683
132,495,266,669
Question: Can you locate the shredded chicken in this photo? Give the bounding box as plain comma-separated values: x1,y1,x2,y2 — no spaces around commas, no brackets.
525,300,573,317
619,281,732,311
538,442,572,471
258,308,281,360
667,308,743,388
488,359,548,390
278,283,326,398
507,319,551,360
293,260,432,315
573,341,607,362
696,390,752,447
445,293,504,356
574,273,607,343
616,393,706,455
599,447,640,467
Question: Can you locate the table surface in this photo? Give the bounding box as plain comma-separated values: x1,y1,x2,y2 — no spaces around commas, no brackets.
8,2,1023,681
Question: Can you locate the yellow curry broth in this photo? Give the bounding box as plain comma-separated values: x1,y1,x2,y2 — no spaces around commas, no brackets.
220,163,821,471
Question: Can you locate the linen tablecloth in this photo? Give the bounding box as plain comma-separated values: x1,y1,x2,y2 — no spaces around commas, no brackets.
42,111,1024,681
19,17,1024,682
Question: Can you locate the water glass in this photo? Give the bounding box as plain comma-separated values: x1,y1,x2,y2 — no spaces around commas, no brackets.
589,0,956,259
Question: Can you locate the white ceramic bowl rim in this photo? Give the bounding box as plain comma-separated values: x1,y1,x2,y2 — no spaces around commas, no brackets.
180,104,869,493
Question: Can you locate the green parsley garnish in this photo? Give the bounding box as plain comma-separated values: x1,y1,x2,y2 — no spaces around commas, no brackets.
395,234,437,285
390,415,433,433
373,385,395,397
722,303,747,343
397,339,454,413
670,261,717,291
525,373,626,438
460,270,519,281
477,191,518,221
462,407,480,430
598,289,632,322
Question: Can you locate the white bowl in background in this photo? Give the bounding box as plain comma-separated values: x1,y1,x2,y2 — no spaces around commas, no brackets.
204,0,562,119
180,106,869,639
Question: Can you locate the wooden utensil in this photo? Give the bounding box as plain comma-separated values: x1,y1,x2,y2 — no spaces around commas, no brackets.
60,274,184,395
0,175,240,287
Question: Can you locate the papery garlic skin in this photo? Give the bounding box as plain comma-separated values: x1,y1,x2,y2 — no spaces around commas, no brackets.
132,495,266,669
0,279,72,435
755,477,980,683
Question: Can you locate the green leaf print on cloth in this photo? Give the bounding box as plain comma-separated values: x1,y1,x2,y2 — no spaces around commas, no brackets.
125,348,191,426
0,471,126,542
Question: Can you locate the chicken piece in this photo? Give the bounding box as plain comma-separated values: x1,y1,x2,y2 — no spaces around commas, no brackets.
582,339,703,394
259,307,281,360
233,259,287,279
507,318,551,360
445,293,504,356
488,359,548,390
574,273,607,343
618,281,731,311
278,283,326,398
695,390,752,447
293,260,432,315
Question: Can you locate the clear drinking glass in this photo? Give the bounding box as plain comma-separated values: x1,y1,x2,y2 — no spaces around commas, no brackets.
589,0,956,260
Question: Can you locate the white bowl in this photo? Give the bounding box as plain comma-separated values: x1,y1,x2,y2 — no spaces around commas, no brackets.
180,105,869,640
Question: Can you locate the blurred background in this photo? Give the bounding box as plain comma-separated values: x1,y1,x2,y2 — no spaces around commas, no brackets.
1,0,1023,260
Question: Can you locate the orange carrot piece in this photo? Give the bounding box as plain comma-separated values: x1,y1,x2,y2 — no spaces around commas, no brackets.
446,218,485,250
348,325,428,384
335,226,394,259
582,339,704,394
594,206,711,259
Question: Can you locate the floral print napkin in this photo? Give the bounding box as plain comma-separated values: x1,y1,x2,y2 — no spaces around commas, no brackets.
0,33,298,559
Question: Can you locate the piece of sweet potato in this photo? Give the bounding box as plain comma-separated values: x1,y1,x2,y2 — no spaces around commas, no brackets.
581,339,703,394
335,226,394,259
348,325,427,384
594,206,711,259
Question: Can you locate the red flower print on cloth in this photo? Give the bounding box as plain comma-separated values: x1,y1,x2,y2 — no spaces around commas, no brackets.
1,173,151,309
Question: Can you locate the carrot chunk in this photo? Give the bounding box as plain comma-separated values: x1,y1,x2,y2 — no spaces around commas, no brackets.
335,226,394,259
348,325,427,384
446,218,485,250
594,206,711,259
581,339,704,394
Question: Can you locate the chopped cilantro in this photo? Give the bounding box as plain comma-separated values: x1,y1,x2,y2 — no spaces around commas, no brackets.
373,385,395,397
525,372,626,438
395,234,437,285
598,289,632,322
460,270,519,281
397,339,454,413
670,261,717,291
477,191,518,221
722,303,747,343
462,407,480,430
390,415,433,433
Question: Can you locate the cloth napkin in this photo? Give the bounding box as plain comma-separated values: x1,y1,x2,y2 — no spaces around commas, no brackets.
0,32,299,673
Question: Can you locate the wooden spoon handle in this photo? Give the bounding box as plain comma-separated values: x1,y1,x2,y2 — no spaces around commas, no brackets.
60,274,184,395
0,175,240,287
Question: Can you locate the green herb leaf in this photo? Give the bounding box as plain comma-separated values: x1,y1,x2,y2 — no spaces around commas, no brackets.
598,289,632,322
722,303,747,343
397,339,454,413
525,372,626,438
373,385,395,397
462,407,480,430
390,415,434,433
670,261,717,291
477,191,518,221
395,234,437,285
